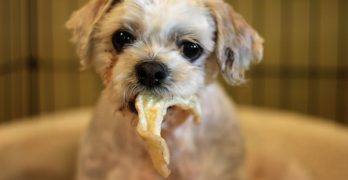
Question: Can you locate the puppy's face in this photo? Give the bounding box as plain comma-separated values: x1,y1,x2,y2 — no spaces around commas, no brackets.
97,0,216,104
67,0,263,109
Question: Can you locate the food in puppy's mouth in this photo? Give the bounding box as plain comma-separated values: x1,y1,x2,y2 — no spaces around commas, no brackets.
135,94,201,177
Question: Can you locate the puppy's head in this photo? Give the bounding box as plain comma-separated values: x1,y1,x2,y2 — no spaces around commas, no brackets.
66,0,263,109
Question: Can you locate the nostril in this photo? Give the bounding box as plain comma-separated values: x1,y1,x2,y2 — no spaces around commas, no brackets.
137,68,147,79
155,71,166,80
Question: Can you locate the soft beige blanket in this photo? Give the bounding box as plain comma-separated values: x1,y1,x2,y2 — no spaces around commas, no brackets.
0,107,347,180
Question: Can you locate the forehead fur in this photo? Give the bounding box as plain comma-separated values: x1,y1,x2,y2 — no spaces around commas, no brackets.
97,0,216,51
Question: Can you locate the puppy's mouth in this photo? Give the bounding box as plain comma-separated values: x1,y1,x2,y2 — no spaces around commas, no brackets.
129,93,202,177
129,98,176,115
126,86,171,114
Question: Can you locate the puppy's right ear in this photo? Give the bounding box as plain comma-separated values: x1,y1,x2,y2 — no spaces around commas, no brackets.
66,0,118,69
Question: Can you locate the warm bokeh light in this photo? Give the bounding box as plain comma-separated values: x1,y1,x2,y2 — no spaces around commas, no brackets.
0,0,347,125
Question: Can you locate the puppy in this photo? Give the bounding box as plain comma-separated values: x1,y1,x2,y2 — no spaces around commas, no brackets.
66,0,263,179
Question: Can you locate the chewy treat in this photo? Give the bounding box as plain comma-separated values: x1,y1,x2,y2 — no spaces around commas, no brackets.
135,94,201,177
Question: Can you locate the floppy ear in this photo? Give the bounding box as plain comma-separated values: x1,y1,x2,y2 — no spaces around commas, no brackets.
208,0,264,85
66,0,119,69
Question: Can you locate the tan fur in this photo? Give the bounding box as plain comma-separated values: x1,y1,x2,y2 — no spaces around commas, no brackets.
66,0,265,179
207,0,264,85
66,0,115,69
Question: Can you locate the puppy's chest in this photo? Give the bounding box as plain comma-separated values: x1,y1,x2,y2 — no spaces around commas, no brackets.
113,112,198,157
109,113,201,179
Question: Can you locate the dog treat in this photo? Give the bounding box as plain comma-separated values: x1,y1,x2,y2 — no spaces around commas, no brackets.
135,94,201,177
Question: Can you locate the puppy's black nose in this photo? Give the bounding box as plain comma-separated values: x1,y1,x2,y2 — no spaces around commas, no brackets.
136,62,169,88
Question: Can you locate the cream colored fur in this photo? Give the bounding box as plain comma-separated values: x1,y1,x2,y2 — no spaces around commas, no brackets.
66,0,264,179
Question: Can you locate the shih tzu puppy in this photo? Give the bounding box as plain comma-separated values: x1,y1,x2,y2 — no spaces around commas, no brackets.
66,0,263,179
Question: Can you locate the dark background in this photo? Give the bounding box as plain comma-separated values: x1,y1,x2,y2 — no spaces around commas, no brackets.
0,0,347,125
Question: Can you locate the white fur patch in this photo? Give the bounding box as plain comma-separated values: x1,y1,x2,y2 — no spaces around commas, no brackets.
91,0,216,102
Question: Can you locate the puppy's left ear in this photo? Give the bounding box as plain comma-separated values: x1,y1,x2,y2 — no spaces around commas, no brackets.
208,0,264,85
66,0,118,69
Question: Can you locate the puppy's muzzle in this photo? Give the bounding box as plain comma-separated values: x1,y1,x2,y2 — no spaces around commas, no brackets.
136,62,169,88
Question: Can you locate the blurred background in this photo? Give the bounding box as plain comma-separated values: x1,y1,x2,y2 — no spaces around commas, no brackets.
0,0,347,125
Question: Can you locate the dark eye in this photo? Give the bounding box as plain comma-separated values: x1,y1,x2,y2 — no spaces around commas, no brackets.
112,30,136,52
180,41,203,62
